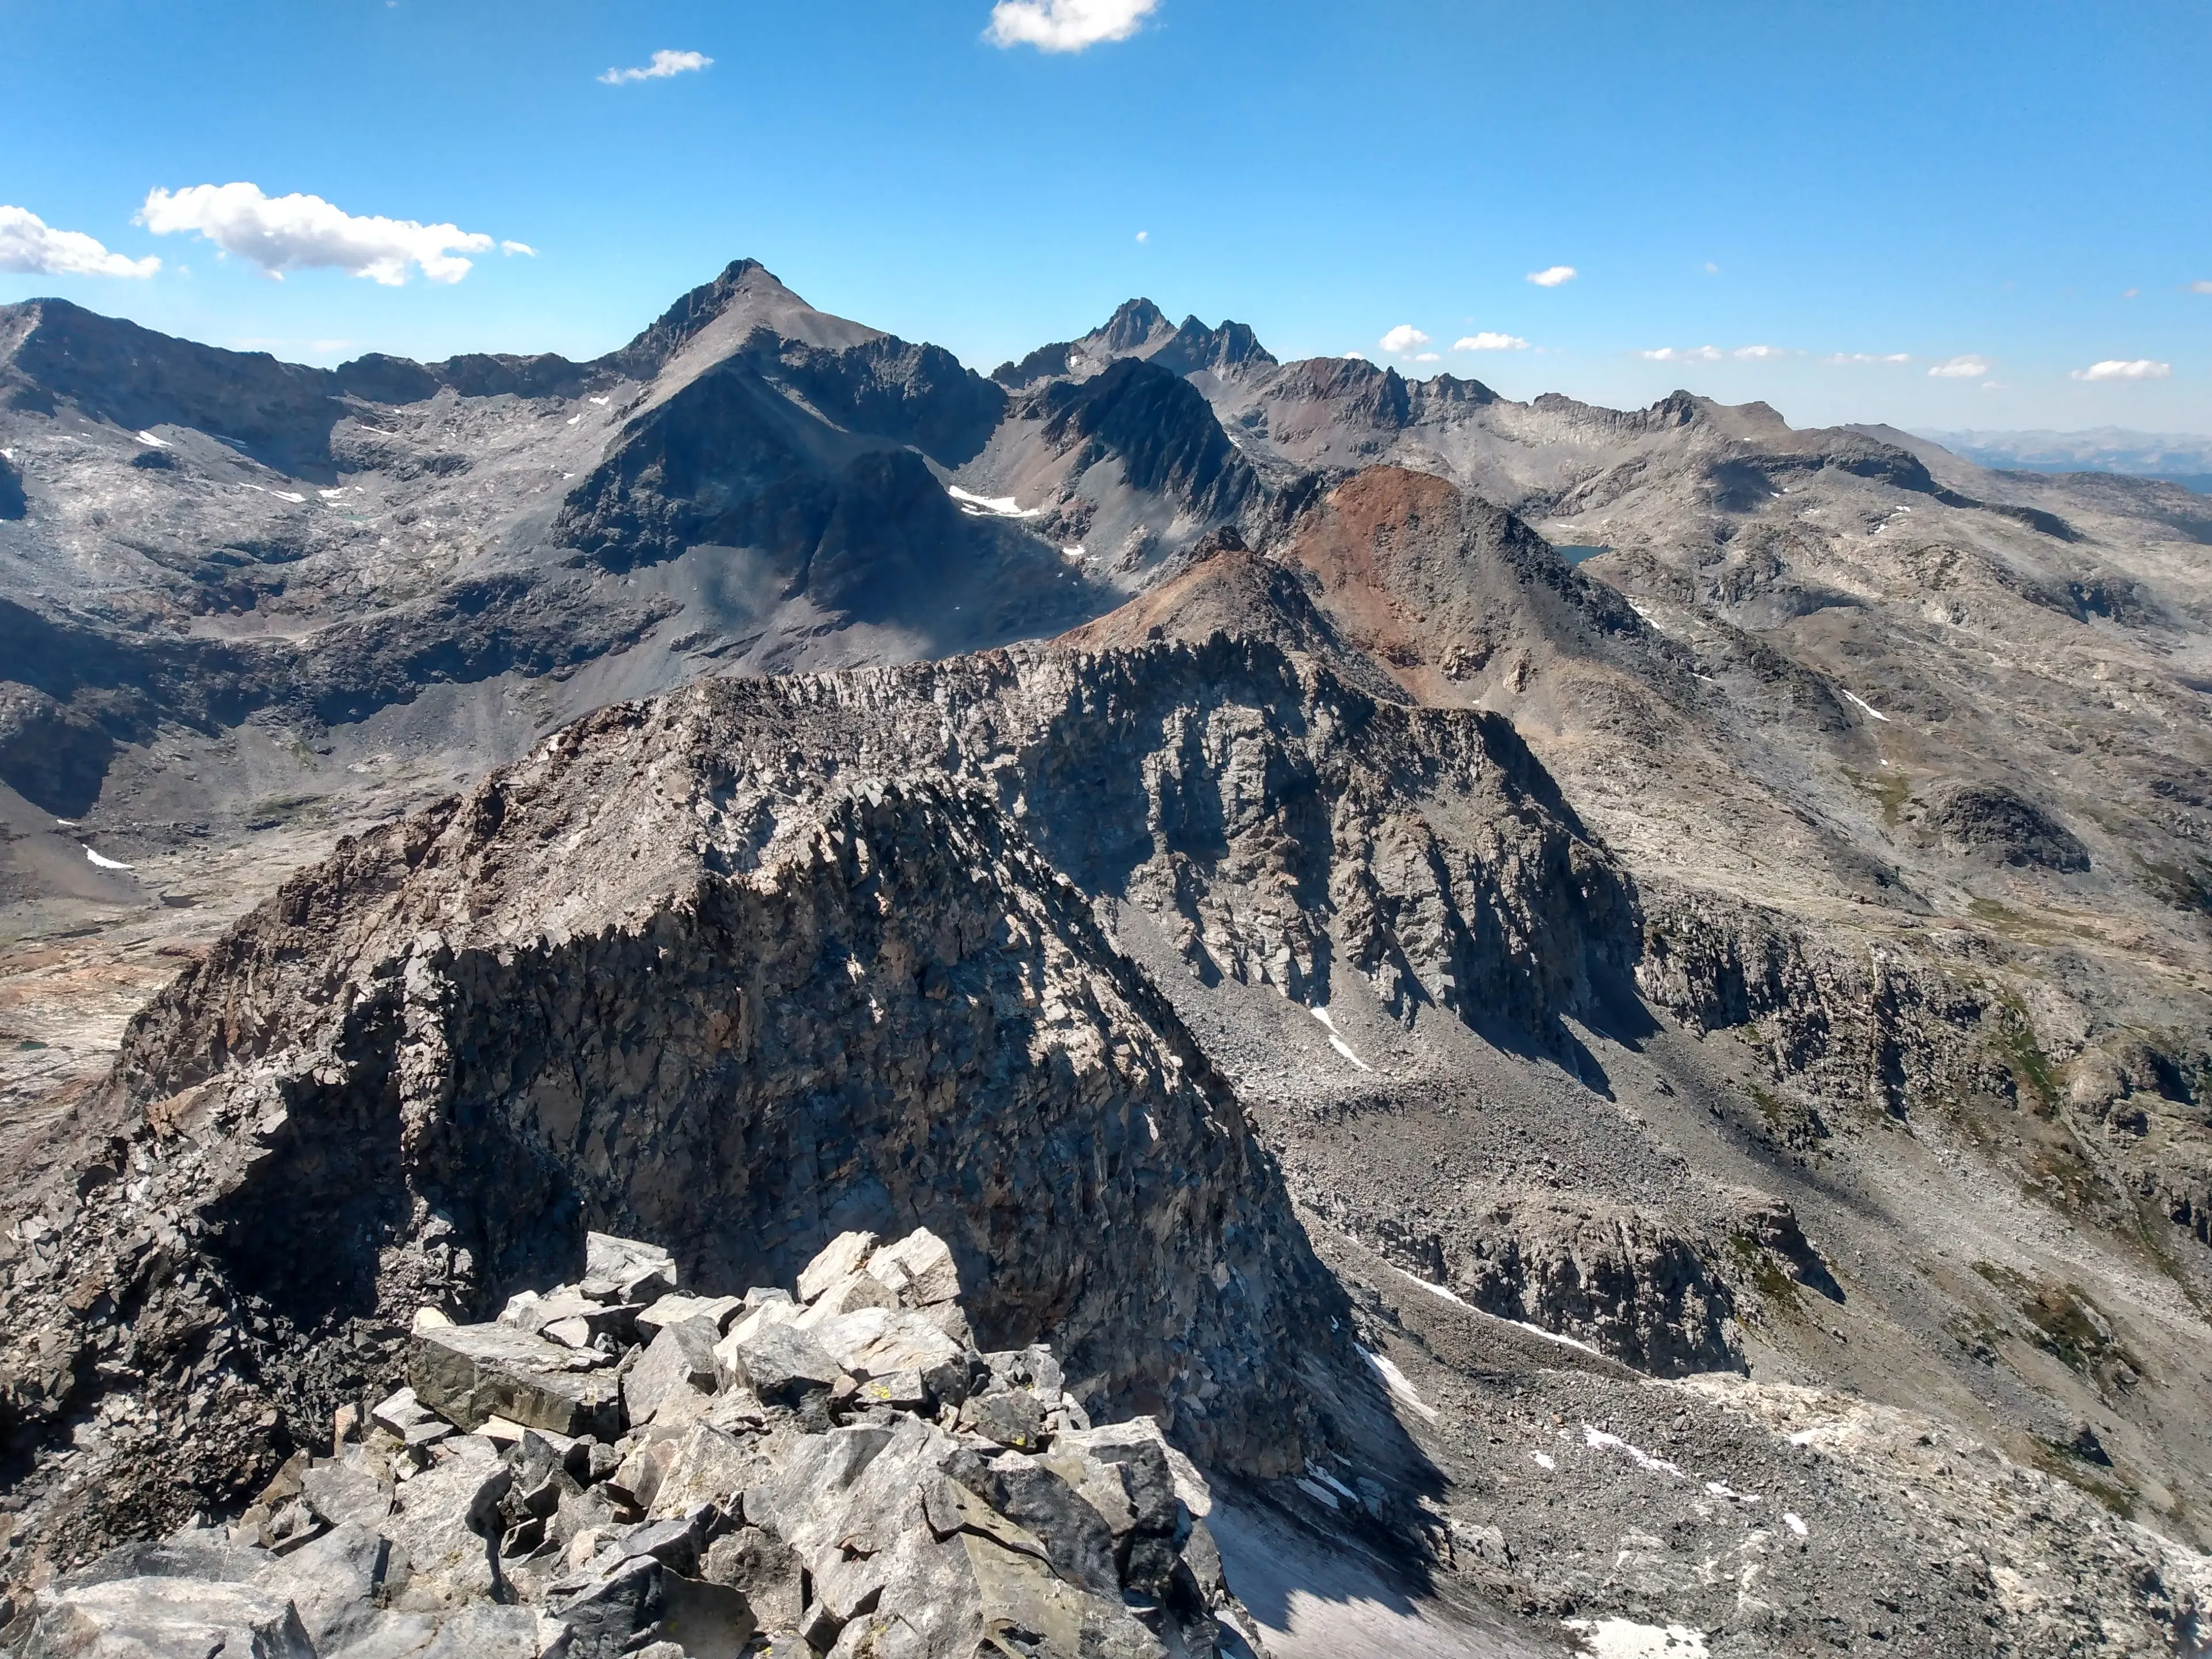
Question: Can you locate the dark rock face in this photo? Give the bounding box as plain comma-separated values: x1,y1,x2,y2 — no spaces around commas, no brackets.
1030,359,1256,527
1924,780,2091,872
0,447,24,518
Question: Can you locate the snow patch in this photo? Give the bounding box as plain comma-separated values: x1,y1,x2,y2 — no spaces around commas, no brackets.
1563,1617,1709,1658
240,483,306,503
1530,1450,1556,1471
1292,1477,1339,1509
588,396,609,406
1309,1006,1373,1071
1396,1268,1470,1308
1358,1346,1437,1422
946,485,1042,519
1583,1425,1685,1478
1840,689,1891,722
84,846,134,871
135,430,170,448
1783,1512,1809,1537
1703,1480,1760,1503
1510,1319,1602,1357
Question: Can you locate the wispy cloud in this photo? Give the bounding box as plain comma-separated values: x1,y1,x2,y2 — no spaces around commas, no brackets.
1702,262,1721,275
1732,344,1789,359
1824,352,1911,364
138,184,497,285
599,49,712,85
1379,324,1430,355
501,240,536,257
1639,345,1722,362
2070,359,2171,381
1134,230,1147,243
988,0,1158,51
2190,280,2212,294
1927,355,1988,378
0,206,159,278
1453,332,1529,351
1525,265,1577,287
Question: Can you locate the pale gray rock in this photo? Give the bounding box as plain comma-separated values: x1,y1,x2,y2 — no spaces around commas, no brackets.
796,1232,876,1304
9,1577,315,1658
726,1324,844,1408
622,1317,720,1427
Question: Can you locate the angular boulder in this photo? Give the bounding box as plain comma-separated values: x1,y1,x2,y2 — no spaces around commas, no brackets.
624,1317,722,1426
410,1323,622,1439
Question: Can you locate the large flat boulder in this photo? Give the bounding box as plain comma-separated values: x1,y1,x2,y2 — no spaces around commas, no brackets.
10,1577,315,1657
409,1323,622,1439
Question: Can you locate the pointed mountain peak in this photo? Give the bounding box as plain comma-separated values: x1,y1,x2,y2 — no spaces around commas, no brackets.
1098,298,1171,353
600,256,885,385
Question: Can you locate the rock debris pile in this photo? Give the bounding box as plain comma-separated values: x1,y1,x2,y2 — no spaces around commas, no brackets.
3,1226,1262,1659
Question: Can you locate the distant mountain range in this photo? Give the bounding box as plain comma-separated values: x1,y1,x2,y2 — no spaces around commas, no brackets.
1922,426,2212,492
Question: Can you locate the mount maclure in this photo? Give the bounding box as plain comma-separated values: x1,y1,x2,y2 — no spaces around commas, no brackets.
2,1225,1264,1659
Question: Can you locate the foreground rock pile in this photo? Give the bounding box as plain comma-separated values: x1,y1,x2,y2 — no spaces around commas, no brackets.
3,1227,1262,1658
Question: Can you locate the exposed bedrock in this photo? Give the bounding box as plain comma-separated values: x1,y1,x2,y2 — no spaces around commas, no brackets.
0,636,1646,1563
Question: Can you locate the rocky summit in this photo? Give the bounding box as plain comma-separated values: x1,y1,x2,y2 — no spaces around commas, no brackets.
1,265,2210,1657
7,1223,1266,1658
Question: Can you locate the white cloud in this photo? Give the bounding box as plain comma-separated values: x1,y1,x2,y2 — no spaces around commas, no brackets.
0,206,159,278
501,240,536,257
1526,265,1577,287
2190,280,2212,294
2122,287,2139,299
1379,324,1431,355
599,49,712,85
1134,230,1147,243
1824,352,1911,364
138,184,496,285
1411,352,1441,363
1702,262,1721,274
1342,351,1369,361
2070,359,2171,381
1453,332,1529,351
1640,345,1722,362
1927,355,1988,378
1732,344,1787,359
987,0,1158,52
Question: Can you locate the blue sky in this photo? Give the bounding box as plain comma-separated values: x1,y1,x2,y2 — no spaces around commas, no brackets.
3,0,2209,433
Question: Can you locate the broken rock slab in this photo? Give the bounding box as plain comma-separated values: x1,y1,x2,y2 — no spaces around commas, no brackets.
8,1575,316,1658
410,1322,622,1440
586,1232,679,1303
624,1317,722,1426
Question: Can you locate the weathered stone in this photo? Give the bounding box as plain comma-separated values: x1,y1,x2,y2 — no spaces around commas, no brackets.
637,1293,744,1340
1035,1442,1137,1543
660,1573,759,1659
813,1309,964,1406
624,1317,722,1427
643,1423,758,1522
726,1323,845,1407
510,1291,644,1347
794,1268,899,1327
586,1232,679,1302
409,1323,622,1440
550,1554,662,1659
371,1385,438,1440
380,1456,512,1610
868,1228,962,1308
300,1461,392,1528
10,1578,315,1658
619,1508,711,1575
702,1527,805,1628
253,1521,392,1653
965,1389,1046,1452
797,1232,877,1304
976,1451,1121,1596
